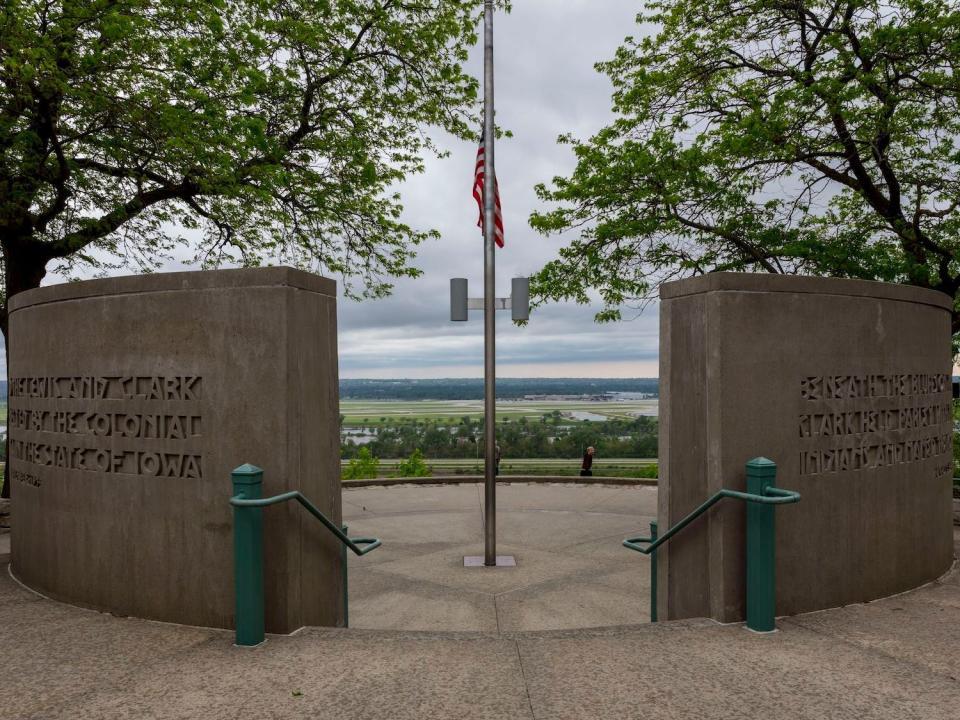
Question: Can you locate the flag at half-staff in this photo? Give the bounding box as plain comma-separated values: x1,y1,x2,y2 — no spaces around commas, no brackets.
473,140,504,248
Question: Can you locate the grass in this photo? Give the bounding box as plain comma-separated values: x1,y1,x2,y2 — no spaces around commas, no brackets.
340,399,658,427
341,457,658,479
498,463,658,479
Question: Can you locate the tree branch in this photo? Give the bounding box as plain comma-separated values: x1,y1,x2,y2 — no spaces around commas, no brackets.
668,206,782,273
50,181,198,258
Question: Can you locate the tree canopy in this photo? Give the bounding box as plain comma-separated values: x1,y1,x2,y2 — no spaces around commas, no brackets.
531,0,960,329
0,0,501,330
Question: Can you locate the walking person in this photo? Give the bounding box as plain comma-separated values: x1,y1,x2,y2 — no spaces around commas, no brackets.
580,446,595,477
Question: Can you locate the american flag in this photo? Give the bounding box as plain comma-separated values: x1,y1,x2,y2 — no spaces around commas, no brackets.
473,140,504,248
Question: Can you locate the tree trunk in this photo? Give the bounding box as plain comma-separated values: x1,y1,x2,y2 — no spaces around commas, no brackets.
1,238,51,499
1,323,7,500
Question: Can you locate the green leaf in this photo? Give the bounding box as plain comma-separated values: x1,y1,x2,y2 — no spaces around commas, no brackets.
2,0,494,305
530,0,960,336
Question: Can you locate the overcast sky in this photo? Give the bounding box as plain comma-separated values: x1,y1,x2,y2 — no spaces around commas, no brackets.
332,1,659,378
37,3,960,380
42,2,660,380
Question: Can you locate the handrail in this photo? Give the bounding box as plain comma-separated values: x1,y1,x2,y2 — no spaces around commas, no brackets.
623,486,800,555
230,463,381,646
621,457,800,632
230,491,381,556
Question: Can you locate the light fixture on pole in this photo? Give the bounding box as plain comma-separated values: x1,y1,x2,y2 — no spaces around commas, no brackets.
451,276,529,568
450,277,530,322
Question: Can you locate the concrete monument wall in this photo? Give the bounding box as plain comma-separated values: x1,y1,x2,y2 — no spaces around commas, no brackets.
659,273,955,622
8,267,342,633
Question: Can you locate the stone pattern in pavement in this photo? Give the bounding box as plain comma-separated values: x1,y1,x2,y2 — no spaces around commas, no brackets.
343,483,657,632
2,484,958,720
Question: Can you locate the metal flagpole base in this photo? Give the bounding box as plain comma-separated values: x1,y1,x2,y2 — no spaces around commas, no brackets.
463,555,516,568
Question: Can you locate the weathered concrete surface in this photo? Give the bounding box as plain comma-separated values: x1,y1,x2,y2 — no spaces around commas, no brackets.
7,268,342,632
344,483,657,632
2,525,958,720
660,273,954,622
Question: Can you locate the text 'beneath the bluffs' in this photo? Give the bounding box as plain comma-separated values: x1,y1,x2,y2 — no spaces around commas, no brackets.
798,374,953,477
8,376,204,484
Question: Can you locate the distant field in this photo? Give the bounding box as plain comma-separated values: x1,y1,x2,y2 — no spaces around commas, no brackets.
340,398,658,426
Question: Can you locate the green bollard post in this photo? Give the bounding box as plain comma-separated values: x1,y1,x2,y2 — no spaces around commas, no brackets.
649,520,658,623
745,457,777,632
232,464,265,646
341,524,349,628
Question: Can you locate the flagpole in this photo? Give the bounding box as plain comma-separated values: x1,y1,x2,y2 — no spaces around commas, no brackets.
482,0,497,566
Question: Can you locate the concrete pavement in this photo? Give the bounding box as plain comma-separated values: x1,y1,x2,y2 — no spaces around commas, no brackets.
2,483,958,719
344,482,657,632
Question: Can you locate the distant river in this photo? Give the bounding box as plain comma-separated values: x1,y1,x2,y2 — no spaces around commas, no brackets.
568,411,609,421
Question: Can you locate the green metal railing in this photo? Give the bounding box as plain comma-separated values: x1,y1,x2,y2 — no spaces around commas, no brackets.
624,457,800,632
230,463,381,646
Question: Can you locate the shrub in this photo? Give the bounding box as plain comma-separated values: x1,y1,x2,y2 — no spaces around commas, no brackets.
634,463,659,479
342,447,380,480
397,449,431,478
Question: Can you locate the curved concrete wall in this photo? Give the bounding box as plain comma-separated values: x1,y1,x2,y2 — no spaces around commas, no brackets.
659,273,955,622
8,268,342,632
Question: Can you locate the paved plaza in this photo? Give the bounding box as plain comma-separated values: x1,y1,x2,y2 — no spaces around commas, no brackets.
3,483,959,719
344,482,656,632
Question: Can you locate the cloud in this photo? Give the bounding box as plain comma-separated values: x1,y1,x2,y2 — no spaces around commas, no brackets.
25,5,960,380
338,1,658,377
38,1,658,379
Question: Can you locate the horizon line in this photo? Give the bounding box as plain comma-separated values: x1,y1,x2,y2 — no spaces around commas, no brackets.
339,376,660,381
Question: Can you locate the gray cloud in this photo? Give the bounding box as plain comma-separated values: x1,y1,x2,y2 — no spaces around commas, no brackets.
37,1,658,379
339,1,658,376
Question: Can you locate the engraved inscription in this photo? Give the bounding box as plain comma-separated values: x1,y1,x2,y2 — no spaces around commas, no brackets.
11,469,41,488
8,443,202,479
799,373,952,477
9,376,204,480
800,374,948,401
9,410,201,439
800,434,952,475
798,404,952,438
9,376,201,400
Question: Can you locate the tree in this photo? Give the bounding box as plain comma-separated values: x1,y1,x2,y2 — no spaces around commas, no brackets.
1,0,503,497
397,448,430,477
342,446,379,481
1,0,495,309
531,0,960,327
